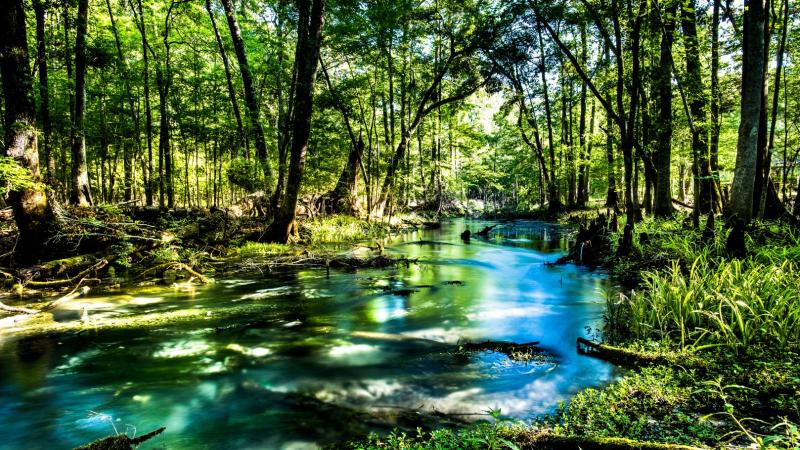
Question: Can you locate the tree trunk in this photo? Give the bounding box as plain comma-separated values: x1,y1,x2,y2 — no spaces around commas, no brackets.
538,23,561,211
105,0,136,202
264,0,325,243
653,1,675,217
70,0,92,206
0,0,59,258
728,0,767,222
764,0,790,218
576,25,589,208
710,0,721,194
134,0,154,207
205,0,245,155
33,0,55,185
320,57,364,214
220,0,274,191
682,0,712,216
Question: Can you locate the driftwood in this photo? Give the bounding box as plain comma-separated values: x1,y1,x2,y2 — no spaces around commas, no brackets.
515,432,704,450
73,427,166,450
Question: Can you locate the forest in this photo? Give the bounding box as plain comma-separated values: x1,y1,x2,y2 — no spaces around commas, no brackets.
1,0,799,449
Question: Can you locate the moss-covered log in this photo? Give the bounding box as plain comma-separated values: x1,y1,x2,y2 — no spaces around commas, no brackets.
577,338,702,367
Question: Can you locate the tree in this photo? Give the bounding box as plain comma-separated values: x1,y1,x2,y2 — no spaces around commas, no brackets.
652,0,675,217
70,0,93,206
728,0,768,222
220,0,274,192
265,0,326,243
0,0,59,257
205,0,245,155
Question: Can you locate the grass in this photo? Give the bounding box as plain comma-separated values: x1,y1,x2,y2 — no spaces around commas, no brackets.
300,215,393,245
620,257,800,352
237,242,297,257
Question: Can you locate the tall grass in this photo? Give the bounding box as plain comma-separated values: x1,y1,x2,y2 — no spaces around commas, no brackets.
621,256,800,351
301,215,390,245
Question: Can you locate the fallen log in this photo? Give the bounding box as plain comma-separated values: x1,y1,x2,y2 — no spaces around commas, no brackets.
515,432,705,450
577,338,672,366
138,262,209,284
0,301,39,315
351,331,550,362
34,254,98,278
26,260,108,288
73,427,165,450
475,224,499,237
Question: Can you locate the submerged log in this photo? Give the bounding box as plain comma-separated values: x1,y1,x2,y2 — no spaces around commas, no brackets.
515,432,704,450
475,224,499,237
73,427,165,450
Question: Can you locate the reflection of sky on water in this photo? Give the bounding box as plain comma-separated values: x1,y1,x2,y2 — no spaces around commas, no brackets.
0,220,619,449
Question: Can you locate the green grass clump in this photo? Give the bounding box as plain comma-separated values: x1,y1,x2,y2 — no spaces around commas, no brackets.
237,242,295,257
621,256,800,351
301,215,390,245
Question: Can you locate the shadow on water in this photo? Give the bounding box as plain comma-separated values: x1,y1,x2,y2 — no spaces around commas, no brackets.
0,219,620,449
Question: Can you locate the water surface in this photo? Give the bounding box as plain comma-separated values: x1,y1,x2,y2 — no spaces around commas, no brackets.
0,220,618,449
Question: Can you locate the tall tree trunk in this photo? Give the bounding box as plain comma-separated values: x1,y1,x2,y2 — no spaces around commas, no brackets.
264,0,325,243
70,0,92,206
320,57,364,214
682,0,711,216
653,1,676,217
576,25,589,208
763,0,790,218
537,23,560,211
33,0,55,185
220,0,274,192
710,0,721,197
205,0,245,155
1,0,59,258
106,0,136,202
156,63,171,208
133,0,154,206
728,0,767,222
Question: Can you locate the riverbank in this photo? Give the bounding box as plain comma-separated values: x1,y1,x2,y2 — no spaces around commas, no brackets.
347,211,800,450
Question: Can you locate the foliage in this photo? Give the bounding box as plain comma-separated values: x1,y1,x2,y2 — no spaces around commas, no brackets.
227,158,264,193
0,156,36,192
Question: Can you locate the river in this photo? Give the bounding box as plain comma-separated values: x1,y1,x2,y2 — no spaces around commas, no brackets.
0,220,618,449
